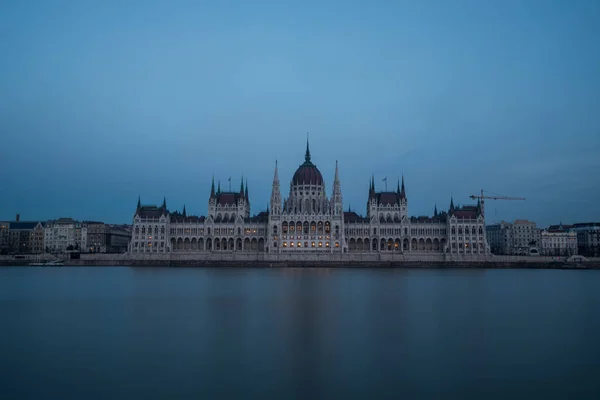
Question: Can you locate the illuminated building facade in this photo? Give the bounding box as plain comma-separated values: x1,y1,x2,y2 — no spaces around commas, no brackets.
129,140,490,257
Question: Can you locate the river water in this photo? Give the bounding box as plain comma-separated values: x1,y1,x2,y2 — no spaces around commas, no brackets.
1,266,599,399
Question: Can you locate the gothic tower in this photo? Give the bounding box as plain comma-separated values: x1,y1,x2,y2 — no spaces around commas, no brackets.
268,160,282,253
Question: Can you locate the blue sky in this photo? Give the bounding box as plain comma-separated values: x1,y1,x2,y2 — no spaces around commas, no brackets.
1,0,599,227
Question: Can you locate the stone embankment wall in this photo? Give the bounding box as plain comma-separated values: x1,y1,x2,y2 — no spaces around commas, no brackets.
1,253,599,268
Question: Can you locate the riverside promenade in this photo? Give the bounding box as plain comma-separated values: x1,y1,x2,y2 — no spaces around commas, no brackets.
1,253,598,268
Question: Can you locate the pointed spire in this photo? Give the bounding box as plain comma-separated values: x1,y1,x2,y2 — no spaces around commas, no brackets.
434,204,438,216
450,195,455,211
182,204,187,217
161,196,167,209
273,160,279,182
305,133,311,163
401,174,405,192
210,176,215,198
397,179,400,194
240,175,244,196
137,196,141,209
334,160,339,182
217,180,221,194
245,178,248,200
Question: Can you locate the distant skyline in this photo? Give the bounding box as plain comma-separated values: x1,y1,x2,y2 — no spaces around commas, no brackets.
1,0,599,227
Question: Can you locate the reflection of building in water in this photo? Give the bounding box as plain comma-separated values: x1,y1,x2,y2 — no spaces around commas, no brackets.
129,139,490,257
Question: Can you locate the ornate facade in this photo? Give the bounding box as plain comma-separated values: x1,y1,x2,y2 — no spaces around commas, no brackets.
129,140,490,257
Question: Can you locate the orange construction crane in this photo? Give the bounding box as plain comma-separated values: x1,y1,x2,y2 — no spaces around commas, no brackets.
469,189,525,218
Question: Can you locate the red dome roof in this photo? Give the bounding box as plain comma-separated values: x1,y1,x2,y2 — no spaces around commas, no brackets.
293,162,323,185
292,139,323,185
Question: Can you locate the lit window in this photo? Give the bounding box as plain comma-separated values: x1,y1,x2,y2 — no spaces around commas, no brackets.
326,242,330,247
291,242,294,247
297,242,302,247
318,242,322,247
283,242,287,247
311,242,315,247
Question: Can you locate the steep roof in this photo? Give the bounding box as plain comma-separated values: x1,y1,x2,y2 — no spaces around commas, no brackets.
344,211,369,223
246,211,269,223
170,213,206,223
377,192,402,206
547,224,573,232
292,137,324,186
9,221,42,230
137,205,167,219
448,204,480,219
572,222,600,228
216,192,242,206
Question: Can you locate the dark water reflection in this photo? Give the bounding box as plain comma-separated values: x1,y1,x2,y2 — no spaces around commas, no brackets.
1,267,599,399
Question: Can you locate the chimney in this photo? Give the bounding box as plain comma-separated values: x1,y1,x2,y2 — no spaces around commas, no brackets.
16,213,20,222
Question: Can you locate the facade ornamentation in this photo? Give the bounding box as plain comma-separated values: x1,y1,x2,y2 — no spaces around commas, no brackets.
129,140,490,256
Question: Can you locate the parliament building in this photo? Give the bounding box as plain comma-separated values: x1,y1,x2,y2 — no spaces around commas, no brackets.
129,140,490,258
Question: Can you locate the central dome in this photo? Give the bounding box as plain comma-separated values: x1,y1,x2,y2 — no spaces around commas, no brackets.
292,139,323,186
293,161,323,185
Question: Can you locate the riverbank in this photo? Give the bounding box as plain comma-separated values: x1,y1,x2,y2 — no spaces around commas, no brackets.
1,255,599,269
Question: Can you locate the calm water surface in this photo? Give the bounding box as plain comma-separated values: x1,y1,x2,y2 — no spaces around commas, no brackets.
1,266,599,399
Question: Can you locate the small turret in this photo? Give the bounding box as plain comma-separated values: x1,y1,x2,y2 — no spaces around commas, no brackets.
400,175,406,199
270,160,282,216
332,160,342,215
210,176,215,198
183,204,187,217
305,134,311,163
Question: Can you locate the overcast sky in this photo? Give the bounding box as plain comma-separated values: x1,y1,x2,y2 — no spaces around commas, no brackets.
1,0,599,227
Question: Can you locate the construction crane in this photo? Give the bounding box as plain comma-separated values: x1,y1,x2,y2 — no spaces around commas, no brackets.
469,189,525,218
